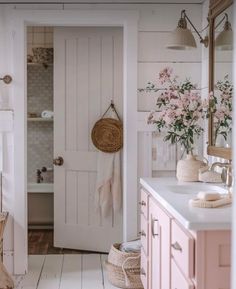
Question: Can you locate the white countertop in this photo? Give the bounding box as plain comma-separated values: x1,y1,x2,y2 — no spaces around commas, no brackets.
140,177,232,231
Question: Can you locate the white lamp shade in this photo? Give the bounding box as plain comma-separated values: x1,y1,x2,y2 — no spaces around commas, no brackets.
166,27,197,50
215,29,233,51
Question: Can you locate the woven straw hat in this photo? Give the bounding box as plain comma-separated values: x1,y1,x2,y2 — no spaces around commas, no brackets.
91,118,123,153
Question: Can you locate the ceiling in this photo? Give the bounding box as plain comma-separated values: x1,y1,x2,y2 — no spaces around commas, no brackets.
0,0,205,3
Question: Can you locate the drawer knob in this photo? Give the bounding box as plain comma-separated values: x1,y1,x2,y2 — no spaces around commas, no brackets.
140,268,146,276
171,241,182,252
139,201,146,206
139,230,146,237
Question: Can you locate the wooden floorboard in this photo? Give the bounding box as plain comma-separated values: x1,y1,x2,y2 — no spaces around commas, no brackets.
60,254,82,289
82,254,104,289
21,255,45,289
101,254,118,289
14,254,119,289
28,230,83,255
37,255,63,289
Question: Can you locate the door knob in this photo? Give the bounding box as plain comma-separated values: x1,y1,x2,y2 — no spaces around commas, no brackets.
53,156,64,166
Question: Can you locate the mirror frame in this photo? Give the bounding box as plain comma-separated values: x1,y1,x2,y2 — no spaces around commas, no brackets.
207,0,233,160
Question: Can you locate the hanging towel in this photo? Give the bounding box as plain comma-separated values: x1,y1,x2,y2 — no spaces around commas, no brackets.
95,150,122,217
95,109,122,217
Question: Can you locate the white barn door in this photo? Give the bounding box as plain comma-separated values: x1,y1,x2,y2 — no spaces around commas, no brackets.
54,27,123,252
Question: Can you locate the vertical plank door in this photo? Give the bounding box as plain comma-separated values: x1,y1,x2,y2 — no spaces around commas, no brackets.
54,27,123,252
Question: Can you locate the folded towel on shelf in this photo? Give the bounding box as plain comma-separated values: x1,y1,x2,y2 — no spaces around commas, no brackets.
119,240,141,253
41,110,54,119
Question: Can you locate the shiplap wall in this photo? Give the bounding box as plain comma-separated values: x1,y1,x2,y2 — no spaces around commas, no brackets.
135,3,203,179
0,3,204,273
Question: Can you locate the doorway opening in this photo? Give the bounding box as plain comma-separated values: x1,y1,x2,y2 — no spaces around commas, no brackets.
26,25,124,255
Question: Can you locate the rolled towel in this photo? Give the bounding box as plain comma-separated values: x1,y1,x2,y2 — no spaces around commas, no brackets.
41,110,54,119
119,240,141,253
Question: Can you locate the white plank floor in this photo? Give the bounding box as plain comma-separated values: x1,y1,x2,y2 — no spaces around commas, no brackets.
14,254,119,289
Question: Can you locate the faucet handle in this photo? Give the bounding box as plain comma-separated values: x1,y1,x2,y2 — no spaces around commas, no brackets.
226,165,233,189
221,167,227,183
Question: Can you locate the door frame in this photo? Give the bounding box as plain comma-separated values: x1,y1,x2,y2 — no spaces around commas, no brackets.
11,9,138,274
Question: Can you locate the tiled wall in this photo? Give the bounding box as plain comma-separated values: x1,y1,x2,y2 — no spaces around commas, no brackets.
27,26,53,56
27,27,54,183
27,122,53,183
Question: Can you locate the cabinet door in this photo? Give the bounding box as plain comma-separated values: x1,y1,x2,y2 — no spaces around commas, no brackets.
149,198,171,289
171,259,194,289
149,198,161,289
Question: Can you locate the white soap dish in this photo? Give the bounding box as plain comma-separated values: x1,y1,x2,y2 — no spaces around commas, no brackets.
189,196,232,208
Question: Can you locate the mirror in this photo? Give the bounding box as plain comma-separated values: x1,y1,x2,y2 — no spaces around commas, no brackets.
208,0,233,160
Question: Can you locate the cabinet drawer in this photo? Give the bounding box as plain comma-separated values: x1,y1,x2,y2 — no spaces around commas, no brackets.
140,213,148,255
171,259,194,289
140,189,148,219
171,220,194,278
141,248,148,289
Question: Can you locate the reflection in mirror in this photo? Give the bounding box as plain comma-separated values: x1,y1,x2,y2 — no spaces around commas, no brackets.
212,5,233,148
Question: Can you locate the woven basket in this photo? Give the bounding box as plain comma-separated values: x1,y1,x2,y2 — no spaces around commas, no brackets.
91,118,123,153
32,47,53,64
106,243,143,289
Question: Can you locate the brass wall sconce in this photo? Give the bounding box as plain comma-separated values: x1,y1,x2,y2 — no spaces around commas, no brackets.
0,75,12,84
166,9,209,50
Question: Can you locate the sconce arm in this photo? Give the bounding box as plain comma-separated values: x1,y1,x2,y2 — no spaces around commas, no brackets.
182,10,209,47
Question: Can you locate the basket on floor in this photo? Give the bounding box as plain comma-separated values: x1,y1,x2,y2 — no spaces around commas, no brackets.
105,243,143,289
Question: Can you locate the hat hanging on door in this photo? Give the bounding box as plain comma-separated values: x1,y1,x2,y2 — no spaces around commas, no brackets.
91,101,123,153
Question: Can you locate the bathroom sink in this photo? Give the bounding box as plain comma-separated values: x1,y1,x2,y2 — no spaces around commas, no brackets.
28,183,54,193
165,183,228,195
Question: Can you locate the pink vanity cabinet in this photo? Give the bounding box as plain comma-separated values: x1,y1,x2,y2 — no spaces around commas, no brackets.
140,188,231,289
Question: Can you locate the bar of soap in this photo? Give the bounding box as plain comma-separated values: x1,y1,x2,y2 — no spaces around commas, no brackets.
197,191,221,201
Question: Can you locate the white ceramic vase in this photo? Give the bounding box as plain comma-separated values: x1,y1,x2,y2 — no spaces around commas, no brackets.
176,154,208,182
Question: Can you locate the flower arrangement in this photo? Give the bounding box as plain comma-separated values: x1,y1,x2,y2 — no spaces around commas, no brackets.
208,75,233,143
139,67,206,155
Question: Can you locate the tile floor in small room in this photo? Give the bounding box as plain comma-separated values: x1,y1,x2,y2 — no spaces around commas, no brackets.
13,230,118,289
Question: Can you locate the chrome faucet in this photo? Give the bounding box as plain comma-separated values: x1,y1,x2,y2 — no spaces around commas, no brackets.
210,161,233,191
36,169,43,183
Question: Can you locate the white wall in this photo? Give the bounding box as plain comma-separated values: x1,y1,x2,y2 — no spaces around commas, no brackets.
232,3,236,289
0,5,15,273
0,2,203,273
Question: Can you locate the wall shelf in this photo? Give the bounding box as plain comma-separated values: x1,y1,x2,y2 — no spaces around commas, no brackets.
28,117,53,122
27,62,53,67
